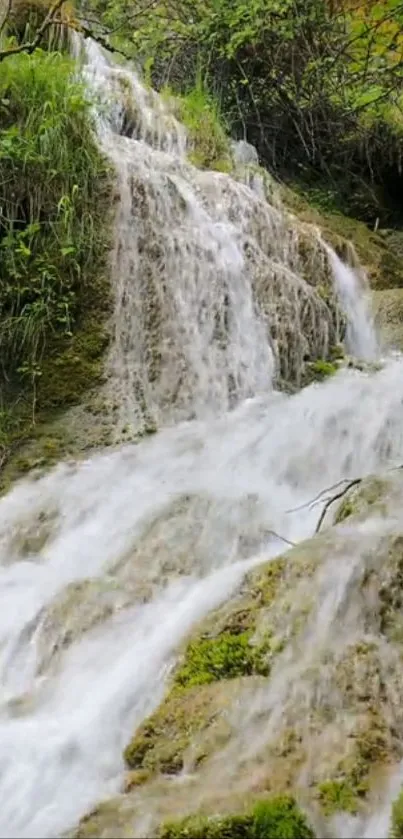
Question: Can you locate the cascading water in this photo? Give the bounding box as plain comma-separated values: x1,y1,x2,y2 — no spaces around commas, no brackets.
0,38,402,839
327,247,378,361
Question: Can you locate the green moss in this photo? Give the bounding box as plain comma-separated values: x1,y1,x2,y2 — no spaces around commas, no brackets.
334,477,388,525
334,498,355,524
72,799,127,839
319,710,388,815
247,558,286,607
173,630,271,690
307,360,338,381
159,796,316,839
123,680,240,774
390,789,403,838
123,558,288,779
317,780,359,815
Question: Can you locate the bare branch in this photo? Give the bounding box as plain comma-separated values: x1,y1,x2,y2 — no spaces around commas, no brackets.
286,478,355,514
0,0,67,62
315,478,362,533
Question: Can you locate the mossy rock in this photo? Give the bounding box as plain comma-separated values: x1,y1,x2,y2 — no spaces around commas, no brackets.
71,798,134,839
280,185,403,291
122,549,325,785
334,476,389,525
391,789,403,838
0,283,113,492
123,557,290,780
123,678,258,776
73,508,403,836
316,708,391,816
159,796,316,839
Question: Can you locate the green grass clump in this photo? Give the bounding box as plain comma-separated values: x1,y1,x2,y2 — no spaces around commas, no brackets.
159,796,316,839
165,81,231,171
308,360,338,380
390,789,403,838
317,780,359,816
0,49,111,377
173,631,270,689
0,47,112,471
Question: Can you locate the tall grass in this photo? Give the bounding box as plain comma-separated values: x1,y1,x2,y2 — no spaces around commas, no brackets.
163,77,231,171
0,48,111,383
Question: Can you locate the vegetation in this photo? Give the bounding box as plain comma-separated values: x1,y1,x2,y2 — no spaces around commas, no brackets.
159,796,316,839
317,779,360,815
82,0,403,227
173,631,271,689
306,360,338,381
0,41,112,476
165,80,232,171
391,788,403,838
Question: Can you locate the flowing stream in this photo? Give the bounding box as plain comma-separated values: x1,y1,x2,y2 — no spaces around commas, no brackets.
0,39,402,839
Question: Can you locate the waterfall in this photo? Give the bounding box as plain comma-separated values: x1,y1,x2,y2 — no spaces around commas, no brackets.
0,38,402,839
75,37,349,437
327,247,378,361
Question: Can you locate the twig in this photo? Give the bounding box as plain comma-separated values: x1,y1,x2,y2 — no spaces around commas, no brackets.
315,478,362,533
286,478,354,514
266,529,296,547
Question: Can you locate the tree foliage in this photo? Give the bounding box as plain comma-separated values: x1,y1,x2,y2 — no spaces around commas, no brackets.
84,0,403,223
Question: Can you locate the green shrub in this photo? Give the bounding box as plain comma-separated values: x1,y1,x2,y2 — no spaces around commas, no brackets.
92,0,403,226
173,631,270,689
0,49,110,377
159,795,316,839
0,47,112,466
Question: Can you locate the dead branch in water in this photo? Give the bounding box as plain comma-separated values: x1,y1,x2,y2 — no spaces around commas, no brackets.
315,478,362,533
286,477,355,514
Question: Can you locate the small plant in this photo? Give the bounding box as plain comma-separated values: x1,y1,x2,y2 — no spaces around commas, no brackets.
159,795,316,838
173,631,271,689
308,360,338,380
317,780,359,816
165,77,231,171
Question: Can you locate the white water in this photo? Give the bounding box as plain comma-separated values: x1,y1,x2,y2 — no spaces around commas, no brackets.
328,247,378,361
0,39,401,839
